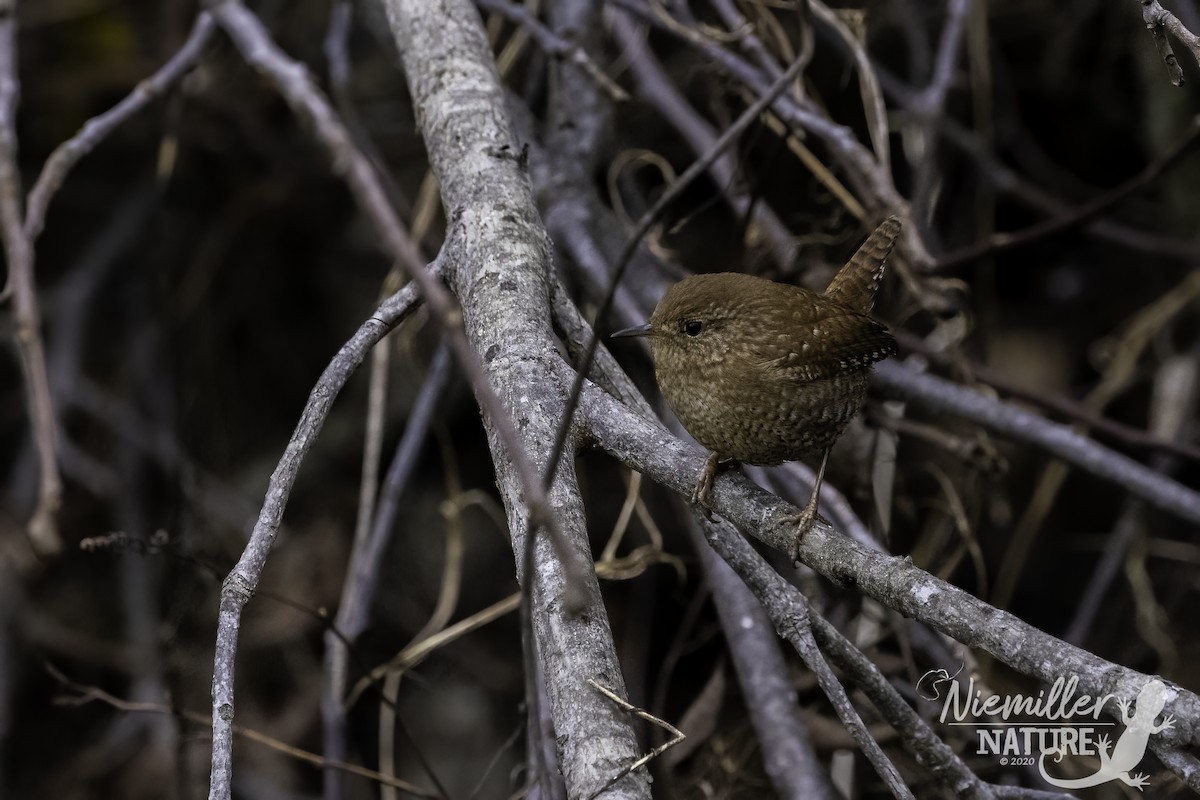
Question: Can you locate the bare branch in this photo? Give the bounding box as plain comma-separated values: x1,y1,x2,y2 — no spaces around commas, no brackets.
378,0,653,795
476,0,630,102
700,514,1002,799
322,343,453,799
24,13,216,242
872,359,1200,527
577,383,1200,755
1138,0,1200,86
207,279,426,800
0,0,60,555
909,0,973,227
688,519,838,798
695,510,915,799
201,1,625,794
938,117,1200,268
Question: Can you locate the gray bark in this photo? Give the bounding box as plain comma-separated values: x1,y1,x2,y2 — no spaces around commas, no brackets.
380,1,651,796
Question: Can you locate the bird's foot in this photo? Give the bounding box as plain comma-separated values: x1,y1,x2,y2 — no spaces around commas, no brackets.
692,452,741,519
786,505,817,563
782,507,832,563
785,451,830,563
691,452,720,520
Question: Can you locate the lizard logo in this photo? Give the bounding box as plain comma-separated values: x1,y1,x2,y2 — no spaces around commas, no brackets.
1038,679,1174,791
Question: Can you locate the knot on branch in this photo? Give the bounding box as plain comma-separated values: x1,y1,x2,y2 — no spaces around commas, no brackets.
221,572,255,604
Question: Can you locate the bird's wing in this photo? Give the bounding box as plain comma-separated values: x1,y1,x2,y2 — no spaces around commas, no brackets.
743,305,898,383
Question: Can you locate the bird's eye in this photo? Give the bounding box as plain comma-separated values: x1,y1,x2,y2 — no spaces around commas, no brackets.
683,320,704,337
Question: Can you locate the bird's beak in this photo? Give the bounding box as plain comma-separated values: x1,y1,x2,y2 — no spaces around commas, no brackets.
610,323,653,339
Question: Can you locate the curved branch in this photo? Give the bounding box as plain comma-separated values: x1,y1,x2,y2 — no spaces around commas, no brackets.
24,13,217,243
208,281,425,800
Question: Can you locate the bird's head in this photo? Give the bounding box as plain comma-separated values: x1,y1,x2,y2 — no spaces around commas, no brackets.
611,273,778,368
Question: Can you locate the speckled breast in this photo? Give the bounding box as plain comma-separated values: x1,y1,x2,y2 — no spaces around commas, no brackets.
655,364,871,465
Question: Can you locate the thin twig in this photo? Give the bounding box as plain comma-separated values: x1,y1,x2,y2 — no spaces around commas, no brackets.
1064,353,1197,645
872,359,1200,527
24,13,217,243
322,0,415,226
938,117,1200,268
541,41,816,499
348,593,522,705
323,343,453,800
0,0,60,555
377,347,461,800
475,0,629,102
809,0,890,172
205,266,426,800
584,680,686,800
45,664,440,798
910,0,973,228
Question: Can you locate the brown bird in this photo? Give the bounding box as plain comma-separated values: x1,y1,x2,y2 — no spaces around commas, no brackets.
613,217,901,559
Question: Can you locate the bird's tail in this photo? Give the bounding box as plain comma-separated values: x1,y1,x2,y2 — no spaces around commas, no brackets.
823,215,902,314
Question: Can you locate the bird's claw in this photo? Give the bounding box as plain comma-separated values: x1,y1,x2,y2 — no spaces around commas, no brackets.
691,471,715,519
786,505,817,563
784,449,829,564
691,452,721,520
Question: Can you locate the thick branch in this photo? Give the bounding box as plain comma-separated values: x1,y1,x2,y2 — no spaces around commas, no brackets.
1138,0,1200,86
380,0,650,796
202,1,615,794
578,382,1200,755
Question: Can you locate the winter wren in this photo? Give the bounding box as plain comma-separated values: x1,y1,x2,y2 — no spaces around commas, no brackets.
614,216,901,559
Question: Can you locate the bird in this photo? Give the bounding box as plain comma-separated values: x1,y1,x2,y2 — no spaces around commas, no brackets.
613,216,901,560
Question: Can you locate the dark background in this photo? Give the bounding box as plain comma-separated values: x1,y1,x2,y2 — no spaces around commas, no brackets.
2,0,1199,797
